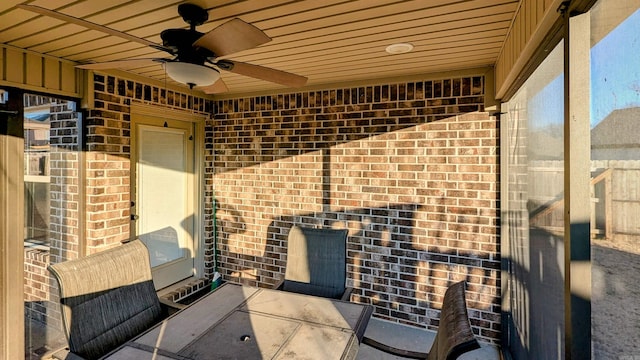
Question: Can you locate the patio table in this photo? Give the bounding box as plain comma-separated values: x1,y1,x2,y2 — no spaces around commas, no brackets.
101,282,373,360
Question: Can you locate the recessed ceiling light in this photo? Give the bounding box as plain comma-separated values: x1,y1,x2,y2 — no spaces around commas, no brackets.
385,43,414,54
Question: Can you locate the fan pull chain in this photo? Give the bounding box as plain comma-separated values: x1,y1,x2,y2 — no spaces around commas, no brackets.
163,65,168,106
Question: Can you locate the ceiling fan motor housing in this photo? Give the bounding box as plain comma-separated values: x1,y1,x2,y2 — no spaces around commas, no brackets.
161,28,214,64
161,4,216,64
178,3,209,27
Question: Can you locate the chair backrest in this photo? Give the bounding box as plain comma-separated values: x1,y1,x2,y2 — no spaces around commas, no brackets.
48,240,163,359
283,225,349,299
427,281,480,360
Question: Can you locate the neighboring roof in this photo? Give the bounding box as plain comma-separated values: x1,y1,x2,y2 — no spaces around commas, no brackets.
591,107,640,148
25,111,50,122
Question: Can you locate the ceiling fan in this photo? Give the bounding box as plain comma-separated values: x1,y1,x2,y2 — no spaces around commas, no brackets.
18,3,308,93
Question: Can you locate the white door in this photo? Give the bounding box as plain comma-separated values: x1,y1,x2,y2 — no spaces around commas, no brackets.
132,115,196,289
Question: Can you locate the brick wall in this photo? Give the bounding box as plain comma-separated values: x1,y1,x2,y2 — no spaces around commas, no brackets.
83,73,217,302
210,76,501,342
24,248,59,328
24,97,80,338
86,74,214,253
24,77,215,346
49,100,81,262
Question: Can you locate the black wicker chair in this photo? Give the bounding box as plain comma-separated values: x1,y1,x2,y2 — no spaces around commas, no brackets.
362,281,480,360
274,225,352,301
45,240,184,360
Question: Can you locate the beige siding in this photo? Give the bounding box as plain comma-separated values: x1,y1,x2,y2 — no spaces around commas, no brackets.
0,109,26,360
495,0,564,99
44,57,60,91
4,47,24,84
0,45,80,98
61,61,77,94
25,54,41,87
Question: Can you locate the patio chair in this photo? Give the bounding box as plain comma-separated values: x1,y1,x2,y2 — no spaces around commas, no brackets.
361,281,480,360
45,239,185,360
274,225,352,301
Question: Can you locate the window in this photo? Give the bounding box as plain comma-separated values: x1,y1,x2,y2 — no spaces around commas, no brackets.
24,95,52,247
23,93,79,358
502,2,640,358
590,1,640,358
501,40,566,359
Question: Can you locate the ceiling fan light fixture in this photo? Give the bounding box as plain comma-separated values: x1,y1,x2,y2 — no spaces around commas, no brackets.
163,62,220,87
385,43,414,54
19,3,307,93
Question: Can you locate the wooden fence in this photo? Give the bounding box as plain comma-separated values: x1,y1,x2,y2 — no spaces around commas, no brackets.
528,160,640,240
592,160,640,239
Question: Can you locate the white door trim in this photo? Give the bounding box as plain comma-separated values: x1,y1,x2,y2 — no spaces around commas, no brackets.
131,102,206,283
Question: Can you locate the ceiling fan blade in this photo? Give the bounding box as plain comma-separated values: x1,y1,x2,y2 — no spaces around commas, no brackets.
197,78,229,94
193,18,271,57
17,4,172,53
76,58,162,70
226,61,307,88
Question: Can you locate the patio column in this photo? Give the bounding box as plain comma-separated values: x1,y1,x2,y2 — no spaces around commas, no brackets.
0,90,25,359
564,8,592,359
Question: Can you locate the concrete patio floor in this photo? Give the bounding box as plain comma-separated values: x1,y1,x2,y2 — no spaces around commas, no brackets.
24,317,65,360
25,313,501,360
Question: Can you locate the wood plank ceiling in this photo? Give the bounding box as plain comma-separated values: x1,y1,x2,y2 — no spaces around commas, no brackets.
0,0,520,96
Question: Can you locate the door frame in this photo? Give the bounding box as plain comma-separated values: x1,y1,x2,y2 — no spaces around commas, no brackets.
130,102,206,282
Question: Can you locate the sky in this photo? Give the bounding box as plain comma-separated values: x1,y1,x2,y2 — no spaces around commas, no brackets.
529,74,564,131
590,8,640,128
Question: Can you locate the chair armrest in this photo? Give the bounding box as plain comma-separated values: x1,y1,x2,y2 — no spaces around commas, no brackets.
340,287,353,302
361,336,428,359
273,278,285,290
276,280,351,301
159,297,187,316
42,346,87,360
